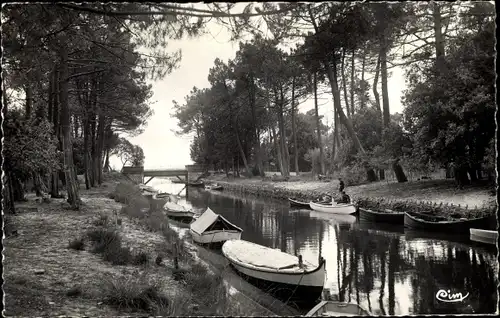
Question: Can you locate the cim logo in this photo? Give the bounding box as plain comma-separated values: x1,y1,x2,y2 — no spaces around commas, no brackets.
435,289,469,303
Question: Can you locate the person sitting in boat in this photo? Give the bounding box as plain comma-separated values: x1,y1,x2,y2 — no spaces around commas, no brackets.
336,191,351,204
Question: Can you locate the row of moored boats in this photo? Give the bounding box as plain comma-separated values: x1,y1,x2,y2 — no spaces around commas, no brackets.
138,184,370,316
288,195,497,246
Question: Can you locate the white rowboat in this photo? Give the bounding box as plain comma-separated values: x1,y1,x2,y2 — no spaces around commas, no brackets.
163,202,195,218
190,207,242,244
305,301,371,316
309,201,356,215
470,228,498,245
222,240,326,305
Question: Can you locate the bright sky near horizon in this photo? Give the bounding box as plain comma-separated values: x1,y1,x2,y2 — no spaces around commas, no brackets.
109,16,407,171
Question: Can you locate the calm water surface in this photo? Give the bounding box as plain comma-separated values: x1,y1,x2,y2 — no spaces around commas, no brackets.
150,178,499,315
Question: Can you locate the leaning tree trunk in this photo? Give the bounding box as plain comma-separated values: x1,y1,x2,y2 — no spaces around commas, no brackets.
291,76,300,175
313,72,326,175
96,115,106,185
323,58,377,182
373,54,382,116
83,110,91,190
277,90,290,178
234,125,252,177
59,42,80,209
350,49,356,116
341,48,350,117
359,46,367,110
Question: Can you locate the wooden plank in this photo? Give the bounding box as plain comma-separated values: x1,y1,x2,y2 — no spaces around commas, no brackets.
144,176,154,185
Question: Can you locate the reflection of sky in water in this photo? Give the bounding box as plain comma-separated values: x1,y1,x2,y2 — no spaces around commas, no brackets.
145,178,498,315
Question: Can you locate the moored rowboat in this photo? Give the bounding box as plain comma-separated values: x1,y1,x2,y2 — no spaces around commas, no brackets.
358,207,405,224
163,202,195,222
305,301,371,316
222,240,326,305
190,207,242,245
404,211,495,234
289,198,311,208
205,183,223,191
188,181,205,187
309,201,356,215
470,228,498,245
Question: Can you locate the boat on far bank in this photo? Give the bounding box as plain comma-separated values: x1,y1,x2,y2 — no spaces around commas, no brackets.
358,207,405,224
289,198,311,208
404,211,495,234
205,183,223,191
305,301,371,317
470,228,498,245
188,180,205,187
309,201,356,215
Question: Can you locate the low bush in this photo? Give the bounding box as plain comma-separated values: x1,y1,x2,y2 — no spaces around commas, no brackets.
103,277,171,314
93,214,109,227
68,238,85,251
133,251,149,265
66,285,82,297
87,228,121,254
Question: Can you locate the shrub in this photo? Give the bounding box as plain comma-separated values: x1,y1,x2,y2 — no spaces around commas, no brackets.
68,238,85,251
103,245,133,265
133,251,149,265
66,286,82,297
93,214,109,227
103,277,170,314
87,228,121,254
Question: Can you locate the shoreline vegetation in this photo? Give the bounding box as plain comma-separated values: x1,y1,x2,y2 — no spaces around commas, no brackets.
3,173,266,317
204,174,496,218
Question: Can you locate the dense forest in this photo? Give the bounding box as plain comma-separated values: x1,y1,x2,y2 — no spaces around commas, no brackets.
173,2,495,186
2,2,495,213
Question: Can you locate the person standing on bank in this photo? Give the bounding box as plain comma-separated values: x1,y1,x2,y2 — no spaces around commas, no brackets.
338,178,345,193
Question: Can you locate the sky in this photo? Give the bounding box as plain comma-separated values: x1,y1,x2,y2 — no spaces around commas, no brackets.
109,12,407,171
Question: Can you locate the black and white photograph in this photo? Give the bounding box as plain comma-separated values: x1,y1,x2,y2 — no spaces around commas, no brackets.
2,2,498,316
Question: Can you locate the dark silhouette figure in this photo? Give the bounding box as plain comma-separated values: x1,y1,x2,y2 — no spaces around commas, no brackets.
338,178,345,193
337,191,351,204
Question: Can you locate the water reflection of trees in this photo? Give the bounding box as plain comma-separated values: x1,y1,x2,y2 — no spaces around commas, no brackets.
187,190,498,315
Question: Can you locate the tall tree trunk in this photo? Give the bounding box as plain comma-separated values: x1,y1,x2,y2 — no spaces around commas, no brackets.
83,111,91,190
277,88,290,177
50,66,62,198
235,126,252,177
59,42,80,209
248,74,265,177
380,42,390,128
350,49,356,116
271,125,284,175
96,115,106,185
291,76,300,175
74,115,79,140
25,84,33,119
313,72,326,175
373,54,382,116
341,48,350,117
432,2,446,72
90,76,98,187
360,46,367,110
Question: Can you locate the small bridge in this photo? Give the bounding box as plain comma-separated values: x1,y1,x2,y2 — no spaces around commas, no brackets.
121,164,207,185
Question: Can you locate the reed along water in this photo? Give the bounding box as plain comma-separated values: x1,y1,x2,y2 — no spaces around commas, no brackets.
150,178,498,315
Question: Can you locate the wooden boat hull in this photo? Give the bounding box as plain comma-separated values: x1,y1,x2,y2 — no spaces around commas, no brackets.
188,182,205,187
222,240,326,305
289,198,311,208
470,228,498,245
305,301,371,316
404,212,495,234
358,207,405,224
191,229,242,244
205,185,223,191
309,202,356,215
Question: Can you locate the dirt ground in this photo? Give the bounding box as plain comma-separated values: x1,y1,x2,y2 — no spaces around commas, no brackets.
2,180,186,317
209,176,496,208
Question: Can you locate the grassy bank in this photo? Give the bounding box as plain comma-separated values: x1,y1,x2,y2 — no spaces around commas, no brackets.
3,174,248,316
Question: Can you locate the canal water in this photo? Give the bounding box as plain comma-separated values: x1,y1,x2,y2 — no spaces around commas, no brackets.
149,178,498,315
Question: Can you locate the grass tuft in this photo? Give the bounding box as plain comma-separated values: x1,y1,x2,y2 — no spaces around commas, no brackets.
133,251,149,265
66,285,82,297
68,237,85,251
103,277,170,314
